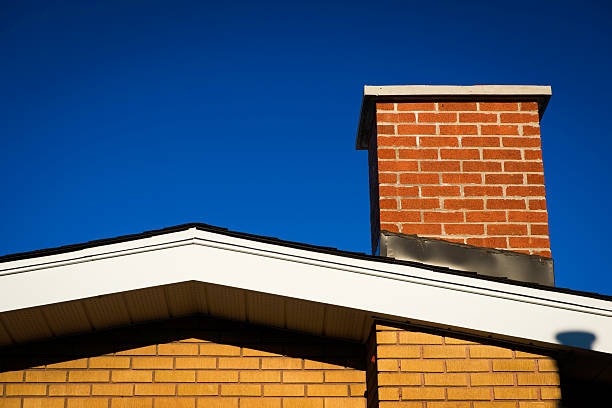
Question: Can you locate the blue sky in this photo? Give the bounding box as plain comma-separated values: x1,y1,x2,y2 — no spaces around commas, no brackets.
1,1,611,294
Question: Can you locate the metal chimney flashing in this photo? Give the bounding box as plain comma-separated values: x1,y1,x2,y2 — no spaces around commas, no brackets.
380,231,554,286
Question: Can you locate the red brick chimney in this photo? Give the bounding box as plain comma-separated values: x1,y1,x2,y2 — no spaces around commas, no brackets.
356,85,552,257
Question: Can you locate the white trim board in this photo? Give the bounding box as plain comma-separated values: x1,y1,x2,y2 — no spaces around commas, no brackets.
0,227,610,353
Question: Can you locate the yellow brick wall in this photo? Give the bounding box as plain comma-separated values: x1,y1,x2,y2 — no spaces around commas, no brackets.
368,323,561,408
0,317,366,408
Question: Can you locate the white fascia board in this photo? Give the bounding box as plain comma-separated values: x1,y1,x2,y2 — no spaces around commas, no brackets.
0,227,611,353
364,85,552,97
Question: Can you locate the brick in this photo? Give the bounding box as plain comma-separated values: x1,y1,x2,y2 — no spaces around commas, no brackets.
156,343,198,355
479,102,519,111
465,211,506,222
218,358,260,369
506,186,545,197
400,198,439,209
444,199,483,210
398,332,443,345
439,102,477,111
378,148,397,159
263,384,304,396
324,398,364,408
25,370,67,382
508,237,550,248
380,211,421,222
66,398,109,408
110,397,154,408
474,403,516,408
424,373,468,386
377,136,416,147
502,137,541,148
376,103,395,111
116,345,157,355
69,370,110,382
481,125,519,135
92,384,134,396
487,199,526,210
528,199,546,210
112,370,152,382
48,384,90,396
504,161,543,173
398,149,439,160
418,137,459,147
463,186,503,196
155,370,196,382
46,359,88,369
418,112,457,123
445,224,485,235
518,403,558,408
283,398,323,408
421,186,461,197
377,331,397,344
470,373,513,386
90,356,131,368
239,371,280,383
537,359,558,372
324,371,365,383
521,102,538,111
463,161,502,172
379,173,397,184
379,186,419,197
131,357,173,369
526,174,544,184
494,387,539,399
349,384,365,397
467,237,507,248
440,125,478,135
445,359,489,372
239,398,280,408
397,102,436,111
377,125,395,135
377,112,416,123
422,346,466,358
23,399,66,408
442,173,482,184
447,388,491,400
377,345,421,358
379,402,421,408
134,384,175,396
283,371,323,383
459,113,498,123
260,357,301,370
380,223,400,233
483,149,522,160
517,373,560,385
522,125,540,135
397,124,437,135
400,387,445,400
423,212,464,223
461,137,500,147
469,345,513,358
378,160,418,172
378,387,400,400
220,384,261,396
380,198,397,210
400,360,444,372
377,373,421,386
485,174,524,184
6,384,48,396
493,359,535,371
421,161,462,172
306,384,348,396
501,113,538,123
427,403,470,408
487,224,528,235
155,397,195,408
0,371,24,382
540,388,561,399
377,359,398,371
196,370,239,382
524,150,542,160
508,211,547,222
304,361,345,370
176,384,217,396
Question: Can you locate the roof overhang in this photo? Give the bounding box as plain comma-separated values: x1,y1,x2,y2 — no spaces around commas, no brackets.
356,85,553,149
0,224,610,356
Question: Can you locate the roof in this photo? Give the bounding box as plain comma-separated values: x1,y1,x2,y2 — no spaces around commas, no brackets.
0,223,611,355
355,84,552,149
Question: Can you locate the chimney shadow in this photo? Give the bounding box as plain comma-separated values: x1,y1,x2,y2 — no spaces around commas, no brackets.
555,331,596,350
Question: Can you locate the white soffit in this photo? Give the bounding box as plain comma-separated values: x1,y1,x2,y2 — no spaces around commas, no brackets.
0,227,611,354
